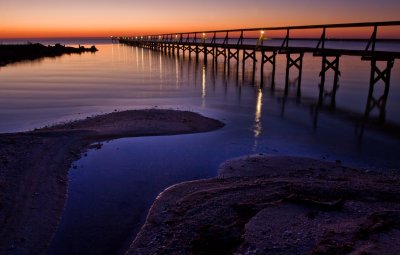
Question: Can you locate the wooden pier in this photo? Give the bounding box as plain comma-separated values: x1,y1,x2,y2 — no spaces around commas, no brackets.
116,21,400,123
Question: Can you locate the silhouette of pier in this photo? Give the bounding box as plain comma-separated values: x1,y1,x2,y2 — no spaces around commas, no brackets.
116,21,400,123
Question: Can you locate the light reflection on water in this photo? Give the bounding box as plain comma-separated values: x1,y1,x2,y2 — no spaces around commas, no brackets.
1,42,400,254
1,43,400,132
254,89,263,138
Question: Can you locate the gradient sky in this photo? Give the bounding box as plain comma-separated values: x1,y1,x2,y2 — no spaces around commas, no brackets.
1,0,399,38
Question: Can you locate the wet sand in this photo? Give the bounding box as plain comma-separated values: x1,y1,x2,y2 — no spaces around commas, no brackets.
0,109,224,255
128,155,400,255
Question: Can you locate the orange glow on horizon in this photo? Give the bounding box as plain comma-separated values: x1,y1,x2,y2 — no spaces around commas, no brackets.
2,24,399,40
1,1,399,39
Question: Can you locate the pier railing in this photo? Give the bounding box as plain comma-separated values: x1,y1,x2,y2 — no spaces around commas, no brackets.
118,21,400,55
116,21,400,123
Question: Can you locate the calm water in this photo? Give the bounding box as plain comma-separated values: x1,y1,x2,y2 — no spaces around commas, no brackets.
1,40,400,255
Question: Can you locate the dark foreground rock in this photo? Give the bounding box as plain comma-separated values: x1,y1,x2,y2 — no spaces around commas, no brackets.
128,155,400,255
0,43,98,67
0,109,224,255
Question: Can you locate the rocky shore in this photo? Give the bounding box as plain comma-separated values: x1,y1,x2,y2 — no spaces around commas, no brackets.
128,155,400,255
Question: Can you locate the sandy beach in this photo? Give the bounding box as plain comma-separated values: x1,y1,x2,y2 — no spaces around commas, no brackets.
0,109,224,255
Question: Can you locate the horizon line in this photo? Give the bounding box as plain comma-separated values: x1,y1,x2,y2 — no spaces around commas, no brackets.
3,37,400,42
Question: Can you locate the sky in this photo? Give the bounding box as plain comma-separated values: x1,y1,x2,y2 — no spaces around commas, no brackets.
0,0,399,38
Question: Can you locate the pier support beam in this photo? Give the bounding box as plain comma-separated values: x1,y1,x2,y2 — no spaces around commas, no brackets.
215,47,227,64
260,50,277,89
285,53,304,96
242,49,257,83
196,46,204,62
181,45,186,58
364,58,394,122
167,44,170,55
189,46,196,60
318,55,341,107
204,47,215,65
203,46,207,64
227,48,240,75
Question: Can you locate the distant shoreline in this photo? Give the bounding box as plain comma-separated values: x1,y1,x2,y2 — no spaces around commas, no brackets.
0,43,98,67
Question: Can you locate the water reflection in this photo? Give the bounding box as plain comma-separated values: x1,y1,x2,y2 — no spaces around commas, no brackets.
148,49,152,75
0,44,399,133
201,65,206,108
141,48,144,70
136,47,139,71
175,55,179,88
254,89,263,138
252,89,263,151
